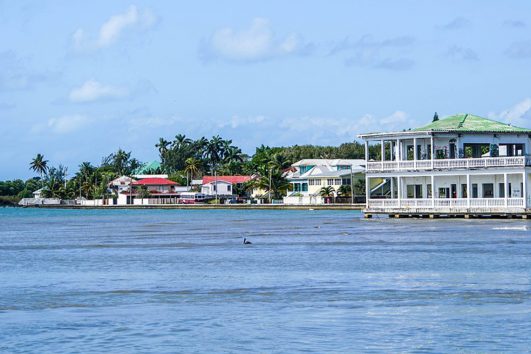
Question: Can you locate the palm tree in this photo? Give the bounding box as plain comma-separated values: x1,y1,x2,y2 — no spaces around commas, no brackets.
319,186,335,204
30,154,49,187
156,138,171,156
184,157,201,186
172,134,192,150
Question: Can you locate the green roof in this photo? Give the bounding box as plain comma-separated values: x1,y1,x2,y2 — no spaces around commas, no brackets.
133,160,162,174
413,114,531,133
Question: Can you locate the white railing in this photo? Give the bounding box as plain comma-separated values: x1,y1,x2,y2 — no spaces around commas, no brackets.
368,198,525,211
367,156,527,172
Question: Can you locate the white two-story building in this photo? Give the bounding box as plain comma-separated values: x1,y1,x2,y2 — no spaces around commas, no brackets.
359,114,531,215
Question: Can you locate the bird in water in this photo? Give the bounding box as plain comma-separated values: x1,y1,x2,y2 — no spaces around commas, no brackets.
243,238,252,245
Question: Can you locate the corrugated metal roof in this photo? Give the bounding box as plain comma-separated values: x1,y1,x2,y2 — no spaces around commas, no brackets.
413,114,531,133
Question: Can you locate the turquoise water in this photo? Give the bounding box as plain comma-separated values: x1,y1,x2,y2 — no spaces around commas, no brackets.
1,208,531,353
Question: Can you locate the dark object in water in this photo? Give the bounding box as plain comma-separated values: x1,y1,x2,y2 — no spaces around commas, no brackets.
243,238,252,245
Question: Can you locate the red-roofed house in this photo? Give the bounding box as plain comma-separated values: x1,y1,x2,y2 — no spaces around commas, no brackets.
201,175,254,198
118,177,188,205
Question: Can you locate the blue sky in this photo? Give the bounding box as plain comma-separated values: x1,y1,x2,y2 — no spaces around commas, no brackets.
1,0,531,179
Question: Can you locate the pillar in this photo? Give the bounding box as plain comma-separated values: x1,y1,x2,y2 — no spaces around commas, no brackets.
397,176,401,207
523,172,527,208
467,174,471,208
431,175,435,207
430,135,434,168
396,139,401,161
364,141,369,161
391,177,395,199
413,137,418,161
381,140,385,162
504,173,508,207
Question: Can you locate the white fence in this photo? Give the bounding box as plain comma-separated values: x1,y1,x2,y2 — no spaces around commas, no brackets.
367,156,529,172
368,198,525,212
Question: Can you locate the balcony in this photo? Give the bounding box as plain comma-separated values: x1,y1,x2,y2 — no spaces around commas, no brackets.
367,156,531,173
367,197,525,212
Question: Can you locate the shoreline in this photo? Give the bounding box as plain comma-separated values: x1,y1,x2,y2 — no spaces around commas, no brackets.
19,203,364,210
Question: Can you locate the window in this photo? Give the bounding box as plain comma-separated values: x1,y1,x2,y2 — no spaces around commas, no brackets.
499,183,505,198
427,184,432,198
334,179,342,185
341,178,351,185
472,184,478,198
482,183,494,198
438,187,449,198
415,185,423,198
461,184,467,198
407,185,415,198
302,183,308,192
227,185,232,192
327,179,334,185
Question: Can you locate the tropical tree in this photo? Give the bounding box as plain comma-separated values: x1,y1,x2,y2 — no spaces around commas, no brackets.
319,186,336,204
184,157,201,186
337,184,351,198
29,153,48,186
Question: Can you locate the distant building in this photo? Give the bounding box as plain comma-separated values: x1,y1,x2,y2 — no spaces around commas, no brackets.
201,175,253,198
283,159,365,205
117,177,187,205
359,113,531,215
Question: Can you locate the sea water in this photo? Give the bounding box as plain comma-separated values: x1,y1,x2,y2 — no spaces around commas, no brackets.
1,208,530,353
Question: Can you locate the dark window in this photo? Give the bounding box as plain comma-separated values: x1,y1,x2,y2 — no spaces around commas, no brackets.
499,183,505,198
482,183,494,198
472,184,478,198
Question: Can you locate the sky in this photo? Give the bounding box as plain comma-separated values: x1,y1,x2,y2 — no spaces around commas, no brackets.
1,0,531,179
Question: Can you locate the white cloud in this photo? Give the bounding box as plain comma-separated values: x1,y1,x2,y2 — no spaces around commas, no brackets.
201,18,312,62
278,111,413,144
69,79,128,102
73,5,156,50
218,115,266,129
47,115,89,134
488,98,531,127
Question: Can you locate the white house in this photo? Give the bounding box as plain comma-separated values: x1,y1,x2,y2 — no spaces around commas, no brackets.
283,159,365,205
201,175,253,198
359,113,531,216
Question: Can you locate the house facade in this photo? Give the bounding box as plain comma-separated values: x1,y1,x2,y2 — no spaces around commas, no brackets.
116,177,188,205
359,114,531,215
201,175,253,198
283,159,365,205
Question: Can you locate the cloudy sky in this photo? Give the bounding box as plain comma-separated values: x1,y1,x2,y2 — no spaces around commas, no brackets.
2,0,531,179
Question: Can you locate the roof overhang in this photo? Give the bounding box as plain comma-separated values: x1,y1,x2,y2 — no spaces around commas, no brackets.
357,131,432,140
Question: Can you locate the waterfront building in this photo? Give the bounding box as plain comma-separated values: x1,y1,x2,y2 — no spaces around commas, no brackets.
201,175,253,199
117,177,188,205
283,159,365,205
359,113,531,215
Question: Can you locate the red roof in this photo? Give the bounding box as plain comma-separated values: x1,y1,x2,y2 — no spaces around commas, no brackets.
202,175,252,185
132,178,178,186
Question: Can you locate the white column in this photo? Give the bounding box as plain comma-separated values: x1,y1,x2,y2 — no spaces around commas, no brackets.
430,135,434,168
364,141,369,161
413,137,418,169
504,173,508,207
467,174,471,208
431,175,435,207
391,177,395,199
523,172,527,208
381,140,385,162
396,139,401,161
365,175,370,207
397,176,401,207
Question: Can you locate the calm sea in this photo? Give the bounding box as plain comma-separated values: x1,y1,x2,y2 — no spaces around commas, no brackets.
1,208,530,353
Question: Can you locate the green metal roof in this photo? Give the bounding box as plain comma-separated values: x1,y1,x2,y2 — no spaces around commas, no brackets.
133,160,161,174
414,114,531,133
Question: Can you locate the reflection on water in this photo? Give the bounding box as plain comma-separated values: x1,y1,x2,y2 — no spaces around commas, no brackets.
1,208,531,353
